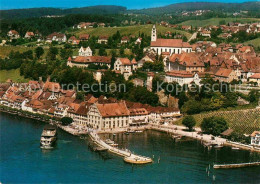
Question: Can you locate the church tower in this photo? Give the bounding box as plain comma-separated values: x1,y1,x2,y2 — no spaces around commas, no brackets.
151,25,157,42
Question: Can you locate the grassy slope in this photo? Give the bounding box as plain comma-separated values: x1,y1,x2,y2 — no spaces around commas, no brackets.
244,38,260,48
0,46,36,58
174,108,260,134
0,69,28,83
180,18,260,27
70,25,192,39
0,46,50,59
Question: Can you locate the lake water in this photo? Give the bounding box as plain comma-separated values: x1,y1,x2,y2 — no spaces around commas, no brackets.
1,112,260,183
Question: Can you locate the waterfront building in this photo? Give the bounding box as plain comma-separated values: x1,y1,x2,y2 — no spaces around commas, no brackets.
87,102,130,130
129,108,149,126
251,131,260,147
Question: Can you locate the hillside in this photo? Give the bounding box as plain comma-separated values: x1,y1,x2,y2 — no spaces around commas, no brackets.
0,69,28,83
244,37,260,48
129,1,260,15
1,2,260,19
174,108,260,134
0,5,126,19
179,18,260,27
71,25,192,39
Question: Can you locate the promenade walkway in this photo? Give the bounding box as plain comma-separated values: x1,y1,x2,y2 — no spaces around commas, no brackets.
150,123,227,145
89,131,153,164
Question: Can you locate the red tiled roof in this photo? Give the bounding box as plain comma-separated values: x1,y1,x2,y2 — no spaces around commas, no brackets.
249,73,260,79
96,102,130,117
215,68,233,78
118,58,132,65
151,39,191,48
72,56,111,64
169,52,204,67
79,34,90,40
166,70,193,78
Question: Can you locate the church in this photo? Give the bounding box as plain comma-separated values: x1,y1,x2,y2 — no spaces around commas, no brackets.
150,25,192,55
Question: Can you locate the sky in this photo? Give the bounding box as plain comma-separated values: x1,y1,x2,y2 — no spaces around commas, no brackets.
0,0,259,10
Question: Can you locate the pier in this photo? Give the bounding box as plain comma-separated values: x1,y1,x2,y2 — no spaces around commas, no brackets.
88,131,153,164
214,162,260,169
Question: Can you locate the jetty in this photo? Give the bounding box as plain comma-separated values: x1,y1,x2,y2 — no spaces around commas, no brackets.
214,162,260,169
88,131,153,164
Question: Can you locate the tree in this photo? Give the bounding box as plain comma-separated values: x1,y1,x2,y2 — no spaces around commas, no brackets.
48,47,58,61
76,91,85,101
35,47,44,59
99,47,106,56
248,89,259,103
182,116,196,131
119,47,125,57
110,49,117,70
61,117,73,126
201,116,228,136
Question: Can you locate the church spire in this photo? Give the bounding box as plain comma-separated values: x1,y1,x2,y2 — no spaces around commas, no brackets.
151,25,157,42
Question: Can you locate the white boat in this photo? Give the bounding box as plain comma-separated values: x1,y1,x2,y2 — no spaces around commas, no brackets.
105,139,114,144
40,125,57,149
135,130,143,133
232,147,240,150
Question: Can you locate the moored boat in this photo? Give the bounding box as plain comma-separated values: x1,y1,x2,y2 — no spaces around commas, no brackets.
40,125,57,149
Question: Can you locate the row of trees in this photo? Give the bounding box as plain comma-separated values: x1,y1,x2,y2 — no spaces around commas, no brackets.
182,115,228,136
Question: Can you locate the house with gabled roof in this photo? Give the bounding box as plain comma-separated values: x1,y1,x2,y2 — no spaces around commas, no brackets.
87,101,130,130
214,68,238,83
150,25,192,55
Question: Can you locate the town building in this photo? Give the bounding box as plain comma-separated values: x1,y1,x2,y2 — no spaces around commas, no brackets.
46,32,67,43
150,25,192,55
214,68,238,83
78,46,93,56
87,102,130,130
98,36,109,44
67,56,111,68
24,32,35,39
7,30,20,39
251,131,260,147
249,73,260,86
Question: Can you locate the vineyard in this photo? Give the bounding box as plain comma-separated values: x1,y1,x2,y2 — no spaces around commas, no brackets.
174,108,260,134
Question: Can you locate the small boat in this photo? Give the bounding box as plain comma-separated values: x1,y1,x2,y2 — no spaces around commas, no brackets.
214,145,223,149
127,130,135,133
232,147,240,150
40,125,57,149
135,130,143,133
105,139,114,144
110,143,119,147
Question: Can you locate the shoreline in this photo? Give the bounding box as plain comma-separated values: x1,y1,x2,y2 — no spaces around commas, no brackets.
1,107,260,153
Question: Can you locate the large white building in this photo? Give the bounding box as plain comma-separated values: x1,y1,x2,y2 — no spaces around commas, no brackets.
150,25,192,55
78,46,92,56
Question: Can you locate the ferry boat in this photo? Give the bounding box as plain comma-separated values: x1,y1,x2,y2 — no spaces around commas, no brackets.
40,125,57,149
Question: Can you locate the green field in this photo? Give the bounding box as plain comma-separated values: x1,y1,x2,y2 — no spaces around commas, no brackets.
70,25,192,39
244,38,260,48
180,18,260,27
0,69,28,83
174,109,260,134
0,46,51,59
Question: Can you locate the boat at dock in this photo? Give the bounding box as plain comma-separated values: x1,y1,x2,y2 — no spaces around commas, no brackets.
232,147,240,150
214,162,260,169
40,125,57,149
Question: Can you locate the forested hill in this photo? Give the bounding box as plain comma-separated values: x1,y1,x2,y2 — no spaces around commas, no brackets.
129,1,260,15
0,5,127,19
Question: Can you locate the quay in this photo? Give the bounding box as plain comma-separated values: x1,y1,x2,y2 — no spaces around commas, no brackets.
88,131,153,164
213,162,260,169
